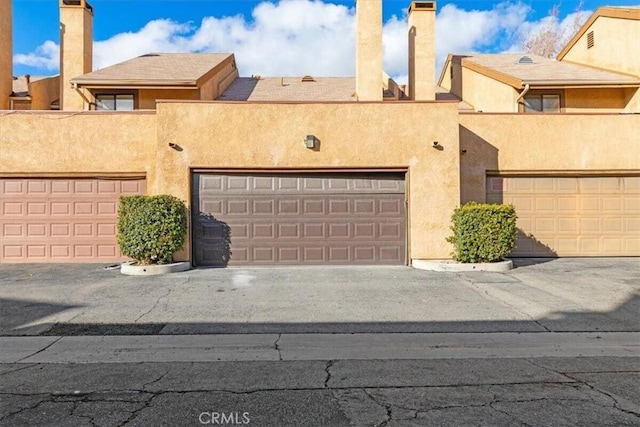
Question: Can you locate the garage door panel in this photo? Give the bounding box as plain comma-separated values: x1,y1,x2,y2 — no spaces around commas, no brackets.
1,178,146,263
193,173,406,266
488,176,639,256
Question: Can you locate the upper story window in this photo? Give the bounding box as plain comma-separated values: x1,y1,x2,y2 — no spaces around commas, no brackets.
523,94,561,113
95,94,135,111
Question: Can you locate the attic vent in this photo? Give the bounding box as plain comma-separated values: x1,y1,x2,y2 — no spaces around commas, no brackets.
301,75,316,82
140,54,160,58
587,31,594,49
518,56,534,64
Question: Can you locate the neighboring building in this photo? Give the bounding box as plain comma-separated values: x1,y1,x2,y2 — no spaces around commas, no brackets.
438,53,640,113
0,1,638,264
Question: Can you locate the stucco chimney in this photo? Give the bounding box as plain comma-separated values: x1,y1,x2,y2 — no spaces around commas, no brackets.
59,0,93,110
0,0,12,110
408,1,436,100
355,0,383,101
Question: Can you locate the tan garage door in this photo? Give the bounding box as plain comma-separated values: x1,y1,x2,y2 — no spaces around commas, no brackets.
1,178,146,263
192,173,407,266
486,176,639,256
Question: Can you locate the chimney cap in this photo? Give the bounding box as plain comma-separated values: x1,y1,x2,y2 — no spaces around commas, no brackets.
409,2,437,13
60,0,93,13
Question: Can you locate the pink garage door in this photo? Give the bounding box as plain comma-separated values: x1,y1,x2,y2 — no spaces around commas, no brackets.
1,178,146,263
192,173,407,266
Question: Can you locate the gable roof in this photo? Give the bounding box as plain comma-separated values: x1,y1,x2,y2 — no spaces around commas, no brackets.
11,75,55,98
448,53,640,89
557,7,640,61
70,53,234,88
219,77,356,101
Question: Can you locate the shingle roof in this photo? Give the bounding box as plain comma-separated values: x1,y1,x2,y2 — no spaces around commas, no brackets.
461,54,640,87
70,53,233,86
219,77,356,101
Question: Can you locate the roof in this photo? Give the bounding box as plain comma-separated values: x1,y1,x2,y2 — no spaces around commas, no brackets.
11,75,52,97
70,53,234,87
557,7,640,61
218,77,356,101
455,53,640,88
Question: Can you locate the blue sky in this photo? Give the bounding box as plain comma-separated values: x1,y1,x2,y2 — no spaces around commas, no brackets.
9,0,640,80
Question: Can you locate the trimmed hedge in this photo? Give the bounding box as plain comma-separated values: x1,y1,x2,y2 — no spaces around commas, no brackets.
446,202,517,263
117,195,187,265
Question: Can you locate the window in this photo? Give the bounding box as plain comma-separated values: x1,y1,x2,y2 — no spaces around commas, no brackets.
95,94,135,111
523,94,561,113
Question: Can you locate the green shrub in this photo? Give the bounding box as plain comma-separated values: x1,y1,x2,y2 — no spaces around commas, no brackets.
117,195,187,265
446,202,517,263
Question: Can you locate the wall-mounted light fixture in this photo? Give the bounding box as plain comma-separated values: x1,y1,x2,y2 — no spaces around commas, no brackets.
432,141,443,151
304,135,319,149
168,142,183,152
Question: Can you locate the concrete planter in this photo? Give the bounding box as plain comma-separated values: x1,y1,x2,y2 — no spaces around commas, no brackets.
121,261,191,276
412,259,513,272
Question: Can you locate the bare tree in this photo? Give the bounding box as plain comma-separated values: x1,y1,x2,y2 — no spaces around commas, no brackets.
523,2,586,58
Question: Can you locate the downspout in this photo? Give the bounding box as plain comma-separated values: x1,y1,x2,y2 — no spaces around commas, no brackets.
515,83,530,112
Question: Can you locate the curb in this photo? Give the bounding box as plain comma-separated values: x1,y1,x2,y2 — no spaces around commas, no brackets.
412,259,513,272
121,261,191,276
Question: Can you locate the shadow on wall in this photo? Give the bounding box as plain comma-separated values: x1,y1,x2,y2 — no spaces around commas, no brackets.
513,229,558,259
192,212,232,267
459,125,498,204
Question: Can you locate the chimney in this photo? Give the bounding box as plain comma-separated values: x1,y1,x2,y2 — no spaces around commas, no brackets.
408,1,436,100
355,0,383,101
59,0,93,110
0,0,12,109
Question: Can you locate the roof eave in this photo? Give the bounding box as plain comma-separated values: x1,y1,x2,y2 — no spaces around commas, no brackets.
70,80,200,89
525,80,640,88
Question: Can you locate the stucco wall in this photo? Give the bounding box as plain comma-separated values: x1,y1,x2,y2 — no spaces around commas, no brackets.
155,101,461,261
0,0,11,110
30,76,60,110
138,89,200,109
565,87,637,112
459,113,640,203
60,3,92,111
562,16,640,76
0,111,156,176
461,68,518,112
200,60,239,101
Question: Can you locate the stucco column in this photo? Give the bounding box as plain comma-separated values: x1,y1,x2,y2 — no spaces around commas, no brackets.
59,0,93,110
355,0,383,101
0,0,12,110
408,1,436,101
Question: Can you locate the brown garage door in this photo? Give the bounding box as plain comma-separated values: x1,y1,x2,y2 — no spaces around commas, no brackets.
1,178,146,263
486,176,639,256
192,173,407,266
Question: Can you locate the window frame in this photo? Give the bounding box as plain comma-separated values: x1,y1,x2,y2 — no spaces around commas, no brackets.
519,90,565,113
93,92,138,111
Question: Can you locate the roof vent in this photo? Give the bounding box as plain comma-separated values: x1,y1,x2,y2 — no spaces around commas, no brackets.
518,56,534,64
140,53,160,58
301,75,316,82
587,31,594,49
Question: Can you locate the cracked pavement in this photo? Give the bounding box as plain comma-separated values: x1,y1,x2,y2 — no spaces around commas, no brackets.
0,358,638,426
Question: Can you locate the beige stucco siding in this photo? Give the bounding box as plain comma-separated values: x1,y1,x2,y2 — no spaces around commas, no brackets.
155,101,461,261
29,76,61,110
459,113,640,203
0,112,156,176
461,68,518,112
562,16,640,76
138,89,200,109
199,60,239,100
565,87,637,112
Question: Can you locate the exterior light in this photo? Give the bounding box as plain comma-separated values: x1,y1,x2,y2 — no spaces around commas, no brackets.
304,135,318,149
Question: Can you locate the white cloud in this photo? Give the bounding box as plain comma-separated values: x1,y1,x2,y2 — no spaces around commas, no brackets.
13,40,60,71
13,1,590,82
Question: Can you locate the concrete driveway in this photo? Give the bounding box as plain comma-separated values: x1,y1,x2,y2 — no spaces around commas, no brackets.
0,258,638,336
